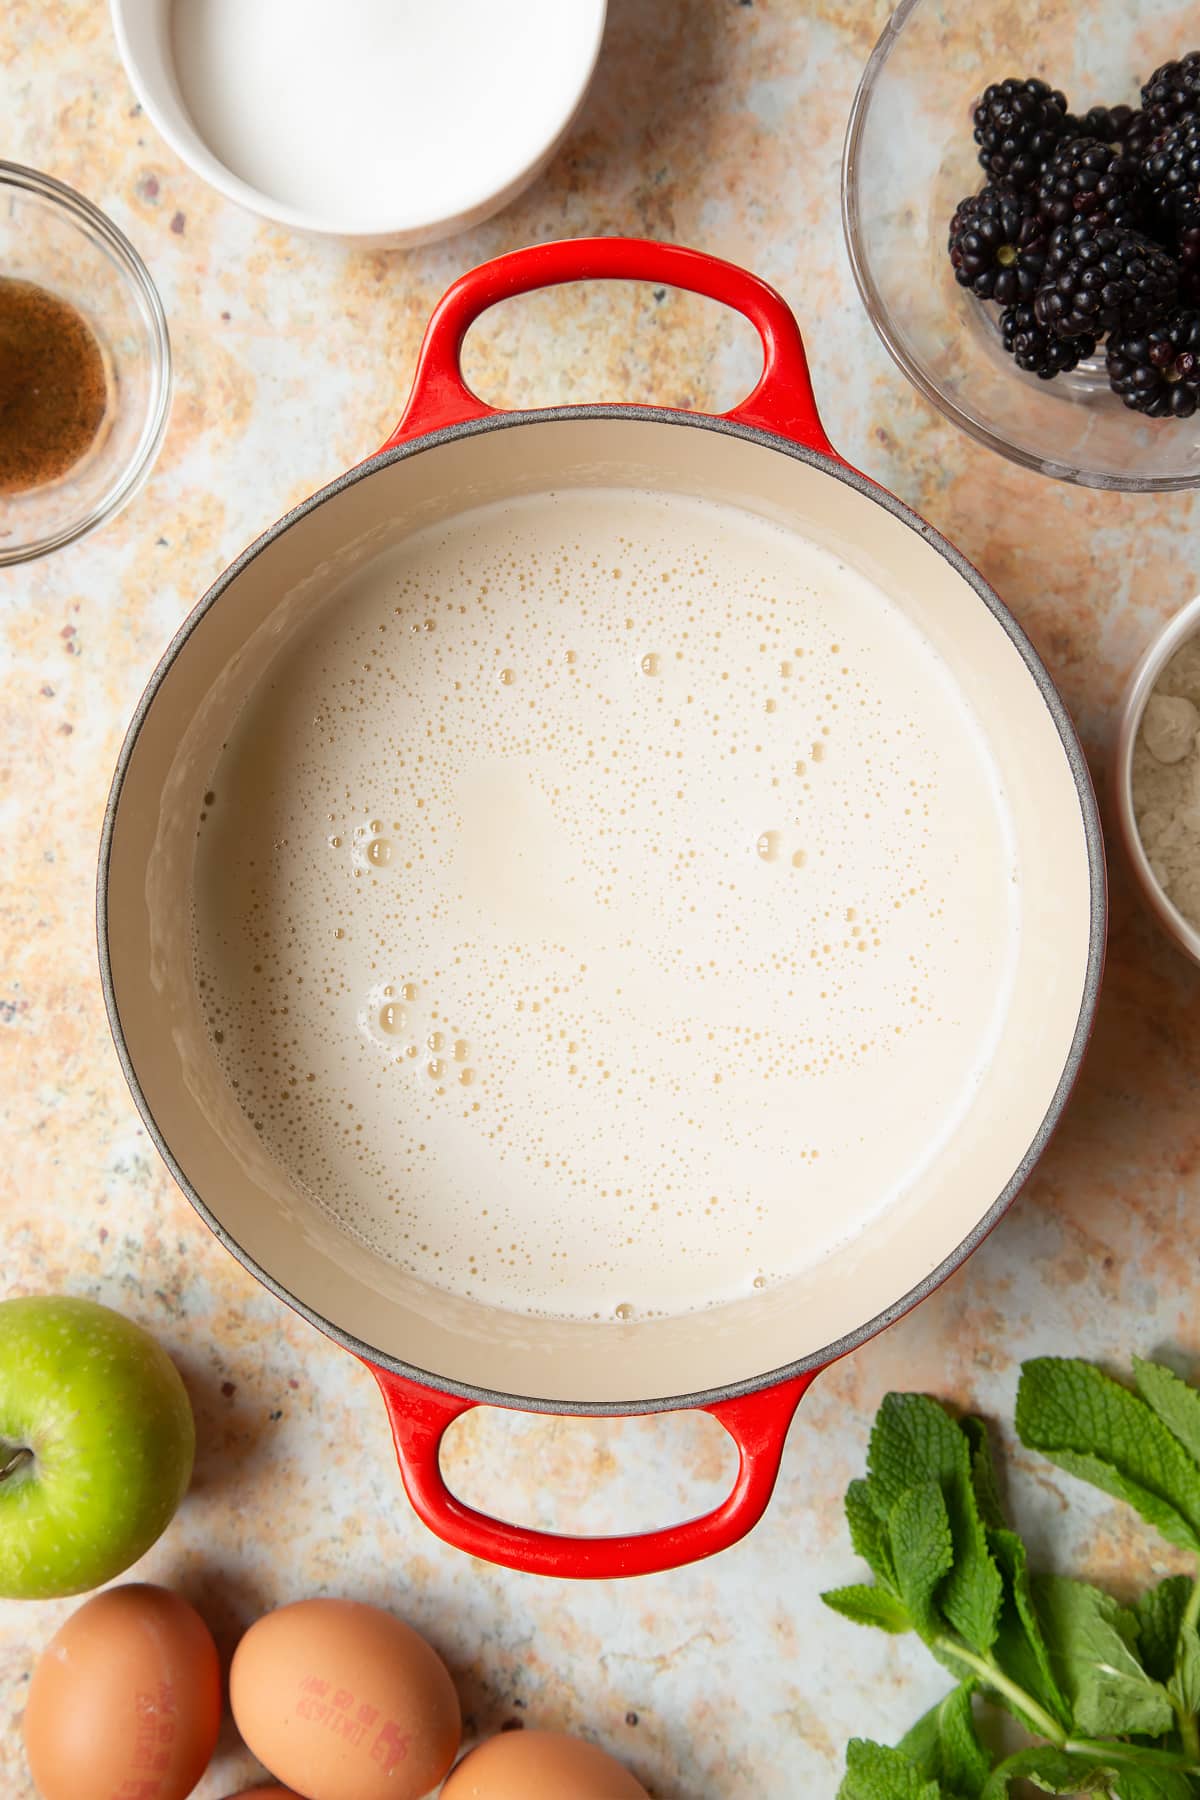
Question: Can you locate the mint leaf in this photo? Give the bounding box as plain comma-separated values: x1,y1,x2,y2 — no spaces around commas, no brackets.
1016,1360,1200,1552
957,1421,1056,1728
1170,1619,1200,1716
1134,1576,1192,1683
1034,1573,1175,1738
868,1396,1002,1653
932,1686,990,1798
896,1701,944,1778
961,1416,1006,1531
823,1583,912,1634
1134,1359,1200,1468
1112,1771,1200,1800
981,1748,1119,1797
891,1482,954,1639
868,1394,972,1517
943,1463,1005,1655
1031,1445,1200,1550
840,1740,945,1800
847,1477,899,1592
988,1529,1071,1731
898,1687,989,1796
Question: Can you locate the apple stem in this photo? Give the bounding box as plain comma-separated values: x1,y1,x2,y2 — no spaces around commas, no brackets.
0,1447,32,1482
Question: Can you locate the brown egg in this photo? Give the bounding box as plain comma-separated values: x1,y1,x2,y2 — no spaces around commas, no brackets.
441,1730,649,1798
220,1790,303,1798
230,1597,461,1800
23,1583,222,1800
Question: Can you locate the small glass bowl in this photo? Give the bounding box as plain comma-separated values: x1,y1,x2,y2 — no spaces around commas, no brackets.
1115,593,1200,968
842,0,1200,492
0,163,171,563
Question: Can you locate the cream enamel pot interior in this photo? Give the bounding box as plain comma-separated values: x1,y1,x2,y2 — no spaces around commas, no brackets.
98,239,1106,1579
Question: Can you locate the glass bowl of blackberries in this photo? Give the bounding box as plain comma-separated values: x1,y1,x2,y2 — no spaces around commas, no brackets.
843,0,1200,490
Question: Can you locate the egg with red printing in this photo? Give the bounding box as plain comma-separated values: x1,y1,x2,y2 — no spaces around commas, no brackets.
230,1597,461,1800
441,1730,649,1797
23,1583,222,1800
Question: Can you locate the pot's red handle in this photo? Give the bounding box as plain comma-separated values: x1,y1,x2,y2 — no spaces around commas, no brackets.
381,236,837,457
364,1362,817,1579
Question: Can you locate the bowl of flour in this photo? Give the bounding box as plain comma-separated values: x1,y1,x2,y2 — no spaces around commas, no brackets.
1118,593,1200,966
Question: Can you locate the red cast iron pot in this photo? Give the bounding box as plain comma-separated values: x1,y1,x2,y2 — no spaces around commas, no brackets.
99,238,1106,1578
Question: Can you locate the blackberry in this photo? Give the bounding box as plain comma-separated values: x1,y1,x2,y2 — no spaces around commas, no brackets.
1000,301,1097,378
948,186,1048,302
1076,102,1156,159
1035,219,1178,337
1106,308,1200,416
1143,113,1200,227
973,76,1073,189
1036,135,1146,229
1179,214,1200,303
1141,51,1200,136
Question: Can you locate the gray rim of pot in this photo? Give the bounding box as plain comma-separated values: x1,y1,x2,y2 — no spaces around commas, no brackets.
97,404,1108,1417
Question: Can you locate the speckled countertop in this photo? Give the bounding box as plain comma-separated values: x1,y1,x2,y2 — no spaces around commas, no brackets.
4,3,1200,1796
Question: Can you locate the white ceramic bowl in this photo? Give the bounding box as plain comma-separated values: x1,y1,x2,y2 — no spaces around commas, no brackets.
110,0,607,246
1115,593,1200,967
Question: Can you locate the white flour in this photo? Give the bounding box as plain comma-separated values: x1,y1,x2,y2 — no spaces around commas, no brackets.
1134,635,1200,927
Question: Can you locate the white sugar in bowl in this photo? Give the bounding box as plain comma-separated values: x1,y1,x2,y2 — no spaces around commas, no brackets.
111,0,607,245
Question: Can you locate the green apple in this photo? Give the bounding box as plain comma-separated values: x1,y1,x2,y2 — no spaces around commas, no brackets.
0,1295,195,1598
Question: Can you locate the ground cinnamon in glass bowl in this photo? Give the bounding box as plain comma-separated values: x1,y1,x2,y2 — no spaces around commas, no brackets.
0,164,170,563
0,278,108,494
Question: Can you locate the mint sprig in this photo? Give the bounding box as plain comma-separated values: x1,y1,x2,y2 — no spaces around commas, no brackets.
824,1358,1200,1799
